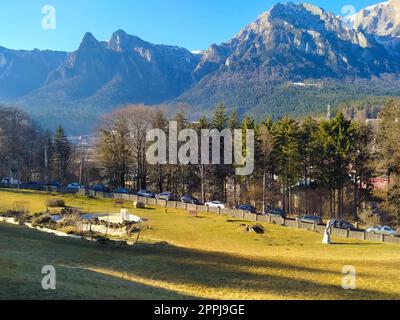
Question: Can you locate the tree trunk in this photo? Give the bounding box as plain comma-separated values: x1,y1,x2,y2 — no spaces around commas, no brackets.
262,169,266,214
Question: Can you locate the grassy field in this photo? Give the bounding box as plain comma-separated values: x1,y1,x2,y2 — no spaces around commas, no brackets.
0,188,400,300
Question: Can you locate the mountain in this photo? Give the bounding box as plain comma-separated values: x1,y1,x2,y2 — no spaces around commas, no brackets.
0,47,66,101
42,30,198,104
16,30,198,132
193,3,396,80
351,0,400,55
1,2,400,134
175,2,400,119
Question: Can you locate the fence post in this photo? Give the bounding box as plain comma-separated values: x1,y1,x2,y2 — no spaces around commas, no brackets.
346,229,350,238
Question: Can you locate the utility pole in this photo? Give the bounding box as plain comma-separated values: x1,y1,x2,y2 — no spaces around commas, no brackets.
44,145,49,190
78,136,84,186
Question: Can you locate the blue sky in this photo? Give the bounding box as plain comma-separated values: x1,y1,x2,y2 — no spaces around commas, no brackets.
0,0,382,52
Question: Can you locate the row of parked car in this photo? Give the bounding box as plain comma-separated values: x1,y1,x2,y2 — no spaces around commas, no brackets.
264,209,398,236
2,180,398,236
134,191,392,233
102,189,400,236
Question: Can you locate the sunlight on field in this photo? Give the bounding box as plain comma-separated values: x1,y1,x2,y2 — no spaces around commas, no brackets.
0,189,399,300
0,188,136,214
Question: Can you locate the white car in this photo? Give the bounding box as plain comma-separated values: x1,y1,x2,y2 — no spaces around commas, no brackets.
366,226,398,236
1,177,21,185
205,201,225,209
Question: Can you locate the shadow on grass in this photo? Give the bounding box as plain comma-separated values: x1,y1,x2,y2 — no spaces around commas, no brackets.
0,264,198,300
0,223,397,300
0,188,56,197
226,220,250,223
331,242,383,246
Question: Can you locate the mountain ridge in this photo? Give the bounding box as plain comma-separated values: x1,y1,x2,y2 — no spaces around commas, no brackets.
1,1,399,134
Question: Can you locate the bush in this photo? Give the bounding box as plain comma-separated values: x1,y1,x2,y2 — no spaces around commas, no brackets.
31,213,52,227
45,198,66,208
134,202,146,209
60,207,82,216
59,208,82,227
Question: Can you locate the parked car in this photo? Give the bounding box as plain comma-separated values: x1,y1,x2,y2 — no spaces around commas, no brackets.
26,181,45,190
112,188,130,194
181,195,201,204
137,190,156,198
46,181,61,188
205,201,225,209
156,192,178,201
366,226,398,236
331,219,356,231
1,177,21,185
235,204,257,214
265,208,287,218
67,183,82,190
90,184,110,193
296,215,323,224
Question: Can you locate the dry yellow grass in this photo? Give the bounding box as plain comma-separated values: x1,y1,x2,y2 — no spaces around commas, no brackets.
0,188,399,300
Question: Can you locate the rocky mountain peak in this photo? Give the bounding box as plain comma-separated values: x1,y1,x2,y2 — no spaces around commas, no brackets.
350,1,400,55
108,29,149,52
79,32,102,51
352,1,400,37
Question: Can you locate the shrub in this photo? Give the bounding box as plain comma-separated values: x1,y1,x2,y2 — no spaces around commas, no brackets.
31,213,52,227
2,210,20,218
60,207,81,216
134,202,146,209
45,198,65,208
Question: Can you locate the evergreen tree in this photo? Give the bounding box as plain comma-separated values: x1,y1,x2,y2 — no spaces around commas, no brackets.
349,123,375,220
272,116,301,213
211,104,228,200
257,121,275,212
377,99,400,178
195,115,210,203
229,108,239,130
299,117,319,213
212,103,228,131
52,126,71,182
316,113,353,218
